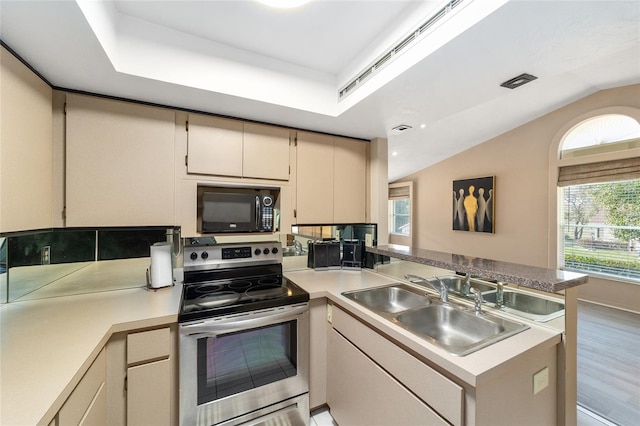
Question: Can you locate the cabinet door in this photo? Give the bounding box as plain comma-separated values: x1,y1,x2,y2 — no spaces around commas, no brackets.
243,123,290,180
79,383,106,426
66,94,175,227
333,137,367,223
328,329,448,426
127,359,171,426
309,299,328,409
187,114,243,177
58,349,106,426
296,132,334,224
0,46,53,232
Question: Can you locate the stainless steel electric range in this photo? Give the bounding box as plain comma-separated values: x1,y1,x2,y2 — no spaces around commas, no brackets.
178,241,310,426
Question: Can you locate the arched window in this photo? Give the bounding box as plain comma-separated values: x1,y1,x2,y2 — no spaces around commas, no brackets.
557,113,640,282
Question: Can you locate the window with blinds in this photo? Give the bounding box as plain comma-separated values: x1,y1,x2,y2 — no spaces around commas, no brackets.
557,113,640,282
389,182,412,236
560,179,640,281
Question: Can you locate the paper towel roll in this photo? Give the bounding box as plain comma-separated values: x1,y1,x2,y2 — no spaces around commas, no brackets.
149,242,173,288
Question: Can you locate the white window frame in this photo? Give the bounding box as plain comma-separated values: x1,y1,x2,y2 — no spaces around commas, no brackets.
388,181,413,246
551,106,640,284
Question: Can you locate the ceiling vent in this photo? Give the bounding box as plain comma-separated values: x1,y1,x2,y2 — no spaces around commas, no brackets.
338,0,465,101
392,124,413,133
500,73,538,89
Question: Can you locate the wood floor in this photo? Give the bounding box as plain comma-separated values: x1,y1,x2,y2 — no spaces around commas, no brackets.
577,301,640,426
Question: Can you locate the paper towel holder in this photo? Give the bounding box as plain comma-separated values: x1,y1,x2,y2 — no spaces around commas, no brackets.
147,242,175,290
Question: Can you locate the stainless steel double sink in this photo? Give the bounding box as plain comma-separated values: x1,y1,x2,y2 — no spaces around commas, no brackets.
411,275,566,322
342,283,529,356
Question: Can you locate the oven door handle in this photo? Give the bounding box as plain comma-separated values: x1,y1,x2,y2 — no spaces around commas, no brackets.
181,304,308,337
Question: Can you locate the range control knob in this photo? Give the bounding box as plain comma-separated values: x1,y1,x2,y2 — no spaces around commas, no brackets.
264,248,270,255
271,247,279,254
254,248,262,256
201,251,209,259
190,252,198,261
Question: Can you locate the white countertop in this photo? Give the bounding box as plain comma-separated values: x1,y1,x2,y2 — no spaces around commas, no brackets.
0,264,561,425
0,283,182,426
285,268,562,387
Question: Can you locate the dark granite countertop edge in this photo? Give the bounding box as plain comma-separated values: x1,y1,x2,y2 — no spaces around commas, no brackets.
367,245,588,294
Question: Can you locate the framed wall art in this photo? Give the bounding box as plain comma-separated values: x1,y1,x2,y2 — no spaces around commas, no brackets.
453,176,495,233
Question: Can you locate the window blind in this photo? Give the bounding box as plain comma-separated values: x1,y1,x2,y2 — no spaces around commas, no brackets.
389,184,411,200
558,157,640,187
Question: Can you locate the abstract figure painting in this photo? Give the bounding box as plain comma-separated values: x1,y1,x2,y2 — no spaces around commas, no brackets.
453,176,495,233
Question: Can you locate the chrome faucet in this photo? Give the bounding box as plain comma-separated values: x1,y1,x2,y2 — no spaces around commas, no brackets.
461,273,472,296
470,287,484,314
435,277,449,303
403,274,448,302
293,239,303,253
495,281,505,308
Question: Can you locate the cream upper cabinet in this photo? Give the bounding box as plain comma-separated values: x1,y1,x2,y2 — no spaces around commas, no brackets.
186,115,290,180
0,46,53,233
187,114,243,177
243,122,290,180
65,94,176,227
296,132,367,224
296,132,334,224
334,137,367,223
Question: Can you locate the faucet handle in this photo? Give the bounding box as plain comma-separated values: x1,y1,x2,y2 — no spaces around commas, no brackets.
470,287,484,313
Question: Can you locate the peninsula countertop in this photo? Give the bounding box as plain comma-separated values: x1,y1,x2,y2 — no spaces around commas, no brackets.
368,244,588,293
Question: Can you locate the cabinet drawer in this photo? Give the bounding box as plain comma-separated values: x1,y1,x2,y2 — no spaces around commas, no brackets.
58,348,106,426
332,305,464,425
127,327,170,365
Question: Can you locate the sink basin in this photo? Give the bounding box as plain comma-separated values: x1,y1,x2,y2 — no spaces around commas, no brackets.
282,247,307,257
406,275,495,298
396,304,528,356
483,290,565,322
433,276,495,297
342,284,528,356
343,284,431,314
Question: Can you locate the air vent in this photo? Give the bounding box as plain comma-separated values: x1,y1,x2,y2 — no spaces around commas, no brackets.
500,73,538,89
339,0,466,100
392,124,413,133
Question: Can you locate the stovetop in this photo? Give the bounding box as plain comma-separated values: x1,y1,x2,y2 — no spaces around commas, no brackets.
178,242,309,323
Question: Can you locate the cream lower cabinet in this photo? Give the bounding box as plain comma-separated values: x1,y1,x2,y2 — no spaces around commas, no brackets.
295,132,367,224
327,303,560,426
65,94,176,227
125,327,173,426
309,298,329,409
103,325,178,426
57,348,107,426
327,304,464,426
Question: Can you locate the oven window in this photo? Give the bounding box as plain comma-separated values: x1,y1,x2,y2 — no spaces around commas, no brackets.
196,320,298,404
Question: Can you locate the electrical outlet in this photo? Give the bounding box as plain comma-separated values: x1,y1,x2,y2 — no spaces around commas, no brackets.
41,246,51,265
336,230,341,241
533,367,549,395
327,304,333,324
365,234,373,247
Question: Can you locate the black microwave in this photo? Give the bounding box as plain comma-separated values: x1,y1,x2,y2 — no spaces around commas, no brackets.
197,186,278,234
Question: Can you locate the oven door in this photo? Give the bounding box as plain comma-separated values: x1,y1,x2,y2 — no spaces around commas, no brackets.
179,303,310,426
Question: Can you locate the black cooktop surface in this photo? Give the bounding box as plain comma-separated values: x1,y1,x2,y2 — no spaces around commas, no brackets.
179,265,309,323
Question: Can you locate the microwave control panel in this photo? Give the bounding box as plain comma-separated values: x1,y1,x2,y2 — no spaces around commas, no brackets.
261,196,274,231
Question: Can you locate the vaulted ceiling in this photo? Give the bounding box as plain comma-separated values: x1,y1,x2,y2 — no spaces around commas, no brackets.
1,0,639,181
